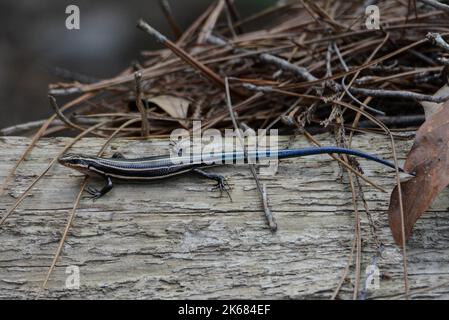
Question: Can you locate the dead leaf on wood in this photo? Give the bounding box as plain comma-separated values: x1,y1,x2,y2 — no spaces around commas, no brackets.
147,95,190,127
388,104,449,245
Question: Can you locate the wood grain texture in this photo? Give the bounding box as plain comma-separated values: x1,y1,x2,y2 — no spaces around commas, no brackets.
0,134,448,299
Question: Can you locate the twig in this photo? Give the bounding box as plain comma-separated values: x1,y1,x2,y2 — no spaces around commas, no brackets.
282,38,429,89
357,177,382,249
243,80,449,104
348,86,449,102
390,136,409,299
420,0,449,13
347,34,391,149
261,184,276,231
134,72,150,137
0,117,124,136
332,42,386,116
158,0,183,38
207,34,318,81
197,0,225,44
331,232,356,300
137,19,246,98
48,95,105,137
224,3,237,39
426,32,449,51
1,119,53,136
48,87,82,96
49,66,99,84
347,165,362,300
225,77,277,231
224,0,243,34
358,115,424,127
41,177,88,289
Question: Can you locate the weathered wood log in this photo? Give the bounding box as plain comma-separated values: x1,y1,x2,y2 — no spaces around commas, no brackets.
0,134,448,299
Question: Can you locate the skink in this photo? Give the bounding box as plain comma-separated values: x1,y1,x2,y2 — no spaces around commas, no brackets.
58,147,405,199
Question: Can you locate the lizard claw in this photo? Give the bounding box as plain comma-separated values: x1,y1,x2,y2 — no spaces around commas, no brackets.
84,187,102,201
211,177,232,202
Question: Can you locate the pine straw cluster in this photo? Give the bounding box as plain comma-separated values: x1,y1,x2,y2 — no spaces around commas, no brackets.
42,0,449,139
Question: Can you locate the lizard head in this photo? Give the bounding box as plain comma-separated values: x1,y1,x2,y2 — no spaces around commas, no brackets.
58,153,94,173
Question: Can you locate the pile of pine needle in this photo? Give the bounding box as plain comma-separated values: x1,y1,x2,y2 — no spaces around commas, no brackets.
31,0,449,140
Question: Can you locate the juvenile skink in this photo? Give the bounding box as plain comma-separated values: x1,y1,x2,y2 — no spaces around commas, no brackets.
58,147,405,199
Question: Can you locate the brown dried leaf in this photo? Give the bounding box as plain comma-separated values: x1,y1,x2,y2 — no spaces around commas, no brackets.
147,95,190,127
388,104,449,245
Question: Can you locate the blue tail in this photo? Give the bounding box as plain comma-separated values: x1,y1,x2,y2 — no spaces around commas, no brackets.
276,147,403,172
